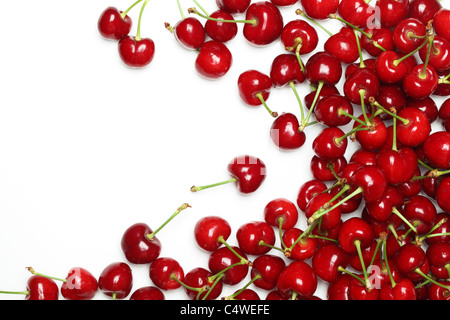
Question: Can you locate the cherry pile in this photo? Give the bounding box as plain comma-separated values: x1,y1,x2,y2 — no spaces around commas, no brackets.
2,0,450,301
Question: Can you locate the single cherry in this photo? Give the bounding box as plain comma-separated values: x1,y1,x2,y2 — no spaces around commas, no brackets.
243,1,284,46
195,41,233,80
98,262,133,300
98,7,132,40
194,216,231,252
130,286,165,300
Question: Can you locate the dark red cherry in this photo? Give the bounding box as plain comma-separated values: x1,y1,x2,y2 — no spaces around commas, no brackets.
426,242,450,280
183,267,223,300
360,27,395,57
118,36,155,68
375,85,407,121
337,0,375,28
436,177,450,214
327,273,353,300
379,278,417,300
375,51,409,84
276,261,318,299
98,7,132,40
281,20,319,55
392,18,427,53
304,84,340,110
434,8,450,43
172,17,205,50
396,107,431,148
60,267,98,300
312,127,348,161
353,114,388,152
422,131,450,169
208,246,249,285
98,262,133,300
429,281,450,300
312,245,350,283
403,194,437,235
310,156,347,182
402,64,439,99
338,217,374,255
251,255,286,291
343,68,380,105
418,36,450,72
243,1,284,46
195,41,232,80
270,53,305,88
395,243,428,281
271,0,298,6
236,221,276,255
227,155,267,194
376,0,410,29
305,192,342,231
216,0,251,13
314,94,353,127
351,165,388,203
425,213,450,245
149,257,184,291
300,0,339,19
376,147,418,185
325,32,359,64
20,276,59,300
305,51,343,86
264,198,299,230
270,113,306,150
282,227,318,261
409,0,442,25
194,216,231,252
121,223,161,264
296,180,328,212
205,10,238,43
129,286,165,300
406,97,438,123
348,275,380,300
238,70,276,117
349,149,377,166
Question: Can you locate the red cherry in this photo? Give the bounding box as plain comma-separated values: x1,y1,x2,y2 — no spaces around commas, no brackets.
403,195,437,235
392,18,427,53
402,64,439,99
349,148,377,166
264,198,299,230
216,0,251,13
229,288,261,300
310,155,347,182
314,94,353,127
194,216,231,252
434,8,450,42
195,41,232,80
422,131,450,169
376,147,418,185
208,246,249,285
338,217,374,255
379,278,417,300
396,107,432,147
327,273,353,300
407,97,439,123
374,51,409,84
282,227,318,261
172,17,205,50
348,275,380,300
343,68,380,105
204,10,238,43
238,70,277,117
281,20,319,55
337,0,375,28
130,286,166,300
129,286,165,300
243,1,284,46
276,261,318,299
375,85,407,121
429,281,450,300
296,179,328,212
0,276,60,300
395,243,429,282
409,0,442,25
98,7,132,40
300,0,339,19
250,254,286,290
304,84,340,110
436,177,450,213
98,262,133,300
270,53,305,88
183,267,223,300
351,165,389,203
348,240,380,271
426,242,450,280
312,127,348,161
360,27,395,57
305,51,343,86
312,245,350,283
270,0,298,6
352,114,388,152
236,220,276,255
397,167,423,199
121,223,161,264
376,0,410,29
425,213,450,245
305,192,342,231
418,36,450,72
324,31,359,64
60,267,98,300
270,113,306,150
149,257,184,290
118,36,155,68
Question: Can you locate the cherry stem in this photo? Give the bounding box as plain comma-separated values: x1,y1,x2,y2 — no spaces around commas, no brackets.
287,221,319,255
295,44,306,74
391,207,418,234
354,29,365,68
146,203,191,241
406,31,426,39
191,177,237,192
296,9,333,37
328,14,371,38
371,99,409,125
277,217,289,249
338,266,366,287
170,274,204,293
218,236,250,265
338,108,366,126
359,89,370,124
335,123,369,145
224,275,261,300
289,81,305,122
188,7,256,25
418,159,435,171
135,0,150,41
191,0,209,15
301,81,324,131
176,0,185,19
0,290,30,296
420,36,434,79
382,236,396,288
26,267,66,283
419,218,449,242
202,273,224,300
354,240,372,290
415,269,450,291
255,92,278,118
122,0,144,19
393,38,429,66
259,240,285,253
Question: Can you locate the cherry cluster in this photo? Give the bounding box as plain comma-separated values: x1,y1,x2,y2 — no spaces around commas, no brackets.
2,0,450,301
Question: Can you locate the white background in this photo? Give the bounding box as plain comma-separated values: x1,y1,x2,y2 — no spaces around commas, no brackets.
0,0,447,300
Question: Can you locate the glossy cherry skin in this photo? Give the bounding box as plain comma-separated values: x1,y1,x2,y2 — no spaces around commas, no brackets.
351,165,388,203
395,243,429,281
60,267,98,300
216,0,251,13
208,246,249,285
345,58,377,79
98,262,133,299
300,0,339,19
296,180,328,212
402,64,439,99
396,107,431,148
281,20,319,55
25,276,59,300
238,70,272,106
121,223,161,264
236,220,276,255
194,216,231,252
230,288,261,300
327,273,353,300
118,36,155,68
376,85,407,121
425,213,450,245
324,31,359,64
436,177,450,214
348,275,380,300
270,113,306,150
426,242,450,279
227,155,266,194
375,51,408,84
329,186,362,214
376,0,410,29
361,27,395,57
243,1,284,46
338,0,375,28
282,227,318,261
343,68,380,104
270,0,298,6
434,8,450,42
305,51,342,86
397,167,423,199
422,131,450,169
149,257,184,290
183,267,223,300
418,36,450,72
409,0,442,25
353,114,388,151
365,186,404,222
276,261,318,299
349,149,377,166
429,281,450,300
379,278,417,300
304,84,339,110
270,53,305,88
264,198,299,230
407,97,438,123
173,17,205,50
251,254,286,290
98,7,132,40
310,156,347,182
392,18,427,53
338,217,374,254
403,195,437,235
376,147,418,185
205,10,238,43
312,245,350,283
314,94,353,127
130,286,165,300
312,127,348,161
305,192,342,231
195,41,232,80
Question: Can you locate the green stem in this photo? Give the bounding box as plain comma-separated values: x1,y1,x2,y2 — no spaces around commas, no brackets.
391,207,418,234
218,236,249,264
26,267,67,283
296,9,333,36
135,0,150,41
0,290,30,296
393,39,428,66
338,266,366,286
371,101,409,125
354,29,365,68
392,117,398,152
202,274,224,300
122,0,144,18
191,178,237,192
415,269,450,291
418,159,435,171
335,123,368,145
328,14,371,38
188,7,256,25
354,240,371,289
359,89,370,123
289,81,305,122
382,237,396,288
255,92,278,117
191,0,209,15
338,108,366,126
170,274,205,293
225,275,261,300
301,81,324,131
420,36,434,79
146,203,191,240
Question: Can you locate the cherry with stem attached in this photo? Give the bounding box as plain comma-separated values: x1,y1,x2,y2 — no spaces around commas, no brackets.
0,275,59,300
